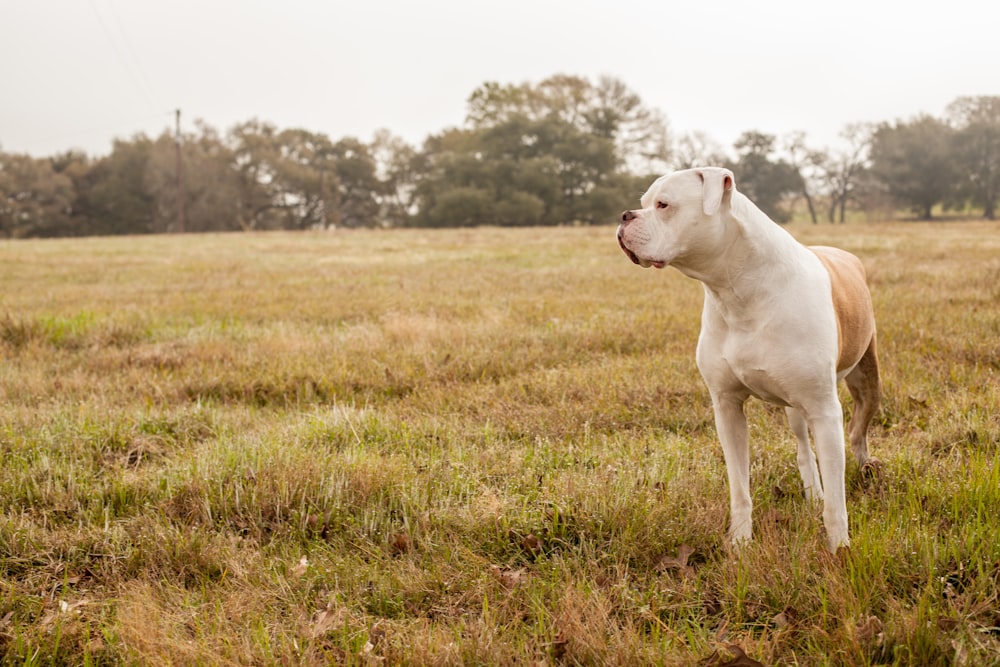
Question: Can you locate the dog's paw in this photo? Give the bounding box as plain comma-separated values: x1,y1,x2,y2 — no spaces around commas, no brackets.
860,457,885,488
726,528,752,553
819,544,852,568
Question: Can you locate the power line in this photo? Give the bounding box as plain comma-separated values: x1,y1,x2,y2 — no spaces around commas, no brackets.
87,0,159,111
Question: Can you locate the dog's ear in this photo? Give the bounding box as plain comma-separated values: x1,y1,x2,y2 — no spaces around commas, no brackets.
699,168,735,216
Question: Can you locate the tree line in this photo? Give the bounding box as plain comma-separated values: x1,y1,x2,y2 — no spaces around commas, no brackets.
1,77,997,238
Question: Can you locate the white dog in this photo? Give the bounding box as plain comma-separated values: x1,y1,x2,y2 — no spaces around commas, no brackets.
616,167,880,552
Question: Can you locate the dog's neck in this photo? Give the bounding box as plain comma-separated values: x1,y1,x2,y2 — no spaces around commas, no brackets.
677,192,805,317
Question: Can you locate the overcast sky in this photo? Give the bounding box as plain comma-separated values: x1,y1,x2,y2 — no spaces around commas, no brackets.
2,0,997,159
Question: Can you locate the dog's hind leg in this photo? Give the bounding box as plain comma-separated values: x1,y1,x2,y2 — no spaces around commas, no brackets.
786,406,822,501
844,333,881,468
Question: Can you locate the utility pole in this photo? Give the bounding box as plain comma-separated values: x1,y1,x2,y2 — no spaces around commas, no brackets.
175,108,185,233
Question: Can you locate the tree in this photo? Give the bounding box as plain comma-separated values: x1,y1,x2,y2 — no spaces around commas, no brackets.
272,128,340,230
480,74,671,175
86,136,156,235
587,75,671,175
812,124,873,224
370,129,418,227
413,74,664,227
328,137,380,228
412,123,557,227
672,131,730,170
410,129,484,227
947,96,1000,219
535,115,619,223
50,150,95,234
226,121,381,230
869,115,958,220
145,122,243,233
0,151,75,237
782,131,822,224
729,131,803,223
228,120,288,230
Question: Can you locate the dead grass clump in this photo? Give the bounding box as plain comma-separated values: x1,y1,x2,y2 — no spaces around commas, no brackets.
0,312,147,352
0,313,44,350
115,581,282,666
122,522,238,587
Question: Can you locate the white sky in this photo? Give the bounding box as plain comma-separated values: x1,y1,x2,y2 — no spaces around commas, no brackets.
2,0,997,158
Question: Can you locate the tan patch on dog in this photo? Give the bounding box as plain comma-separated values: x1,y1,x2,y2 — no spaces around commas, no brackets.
810,246,876,373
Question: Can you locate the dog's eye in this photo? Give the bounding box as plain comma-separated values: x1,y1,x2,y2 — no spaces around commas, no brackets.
656,201,668,210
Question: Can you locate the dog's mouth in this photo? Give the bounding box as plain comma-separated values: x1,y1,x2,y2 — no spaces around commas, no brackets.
617,230,665,269
618,237,642,265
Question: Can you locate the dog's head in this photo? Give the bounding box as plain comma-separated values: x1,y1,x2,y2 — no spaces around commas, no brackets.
616,167,735,270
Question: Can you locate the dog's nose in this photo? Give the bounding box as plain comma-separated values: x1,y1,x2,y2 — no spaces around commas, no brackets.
621,210,637,223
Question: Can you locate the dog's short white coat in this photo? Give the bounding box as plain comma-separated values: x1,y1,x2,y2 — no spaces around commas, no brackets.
617,167,880,552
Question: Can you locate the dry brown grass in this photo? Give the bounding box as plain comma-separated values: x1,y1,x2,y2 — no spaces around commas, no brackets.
0,222,998,665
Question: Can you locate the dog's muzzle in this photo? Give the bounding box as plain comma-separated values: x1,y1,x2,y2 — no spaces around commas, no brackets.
618,210,643,265
617,226,642,265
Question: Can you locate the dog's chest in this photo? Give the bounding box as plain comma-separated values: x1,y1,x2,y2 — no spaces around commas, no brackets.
704,328,797,406
725,345,792,405
730,366,792,406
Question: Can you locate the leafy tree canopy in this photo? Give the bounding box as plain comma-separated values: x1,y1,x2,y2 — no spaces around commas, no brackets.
2,85,999,236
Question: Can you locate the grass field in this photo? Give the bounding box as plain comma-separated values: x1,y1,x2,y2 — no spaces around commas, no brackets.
0,221,998,666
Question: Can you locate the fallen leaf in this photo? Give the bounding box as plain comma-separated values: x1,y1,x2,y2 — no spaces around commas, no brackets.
310,603,347,639
951,638,970,667
772,611,790,629
855,615,884,645
549,630,569,661
59,599,87,614
359,639,385,663
700,644,764,667
937,616,961,632
390,532,410,556
39,599,89,630
656,544,696,577
490,565,526,590
703,594,724,616
368,620,387,647
292,555,309,579
86,635,105,655
521,533,542,557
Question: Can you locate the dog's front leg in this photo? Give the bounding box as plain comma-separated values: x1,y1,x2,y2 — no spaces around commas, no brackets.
810,411,850,551
712,395,753,547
